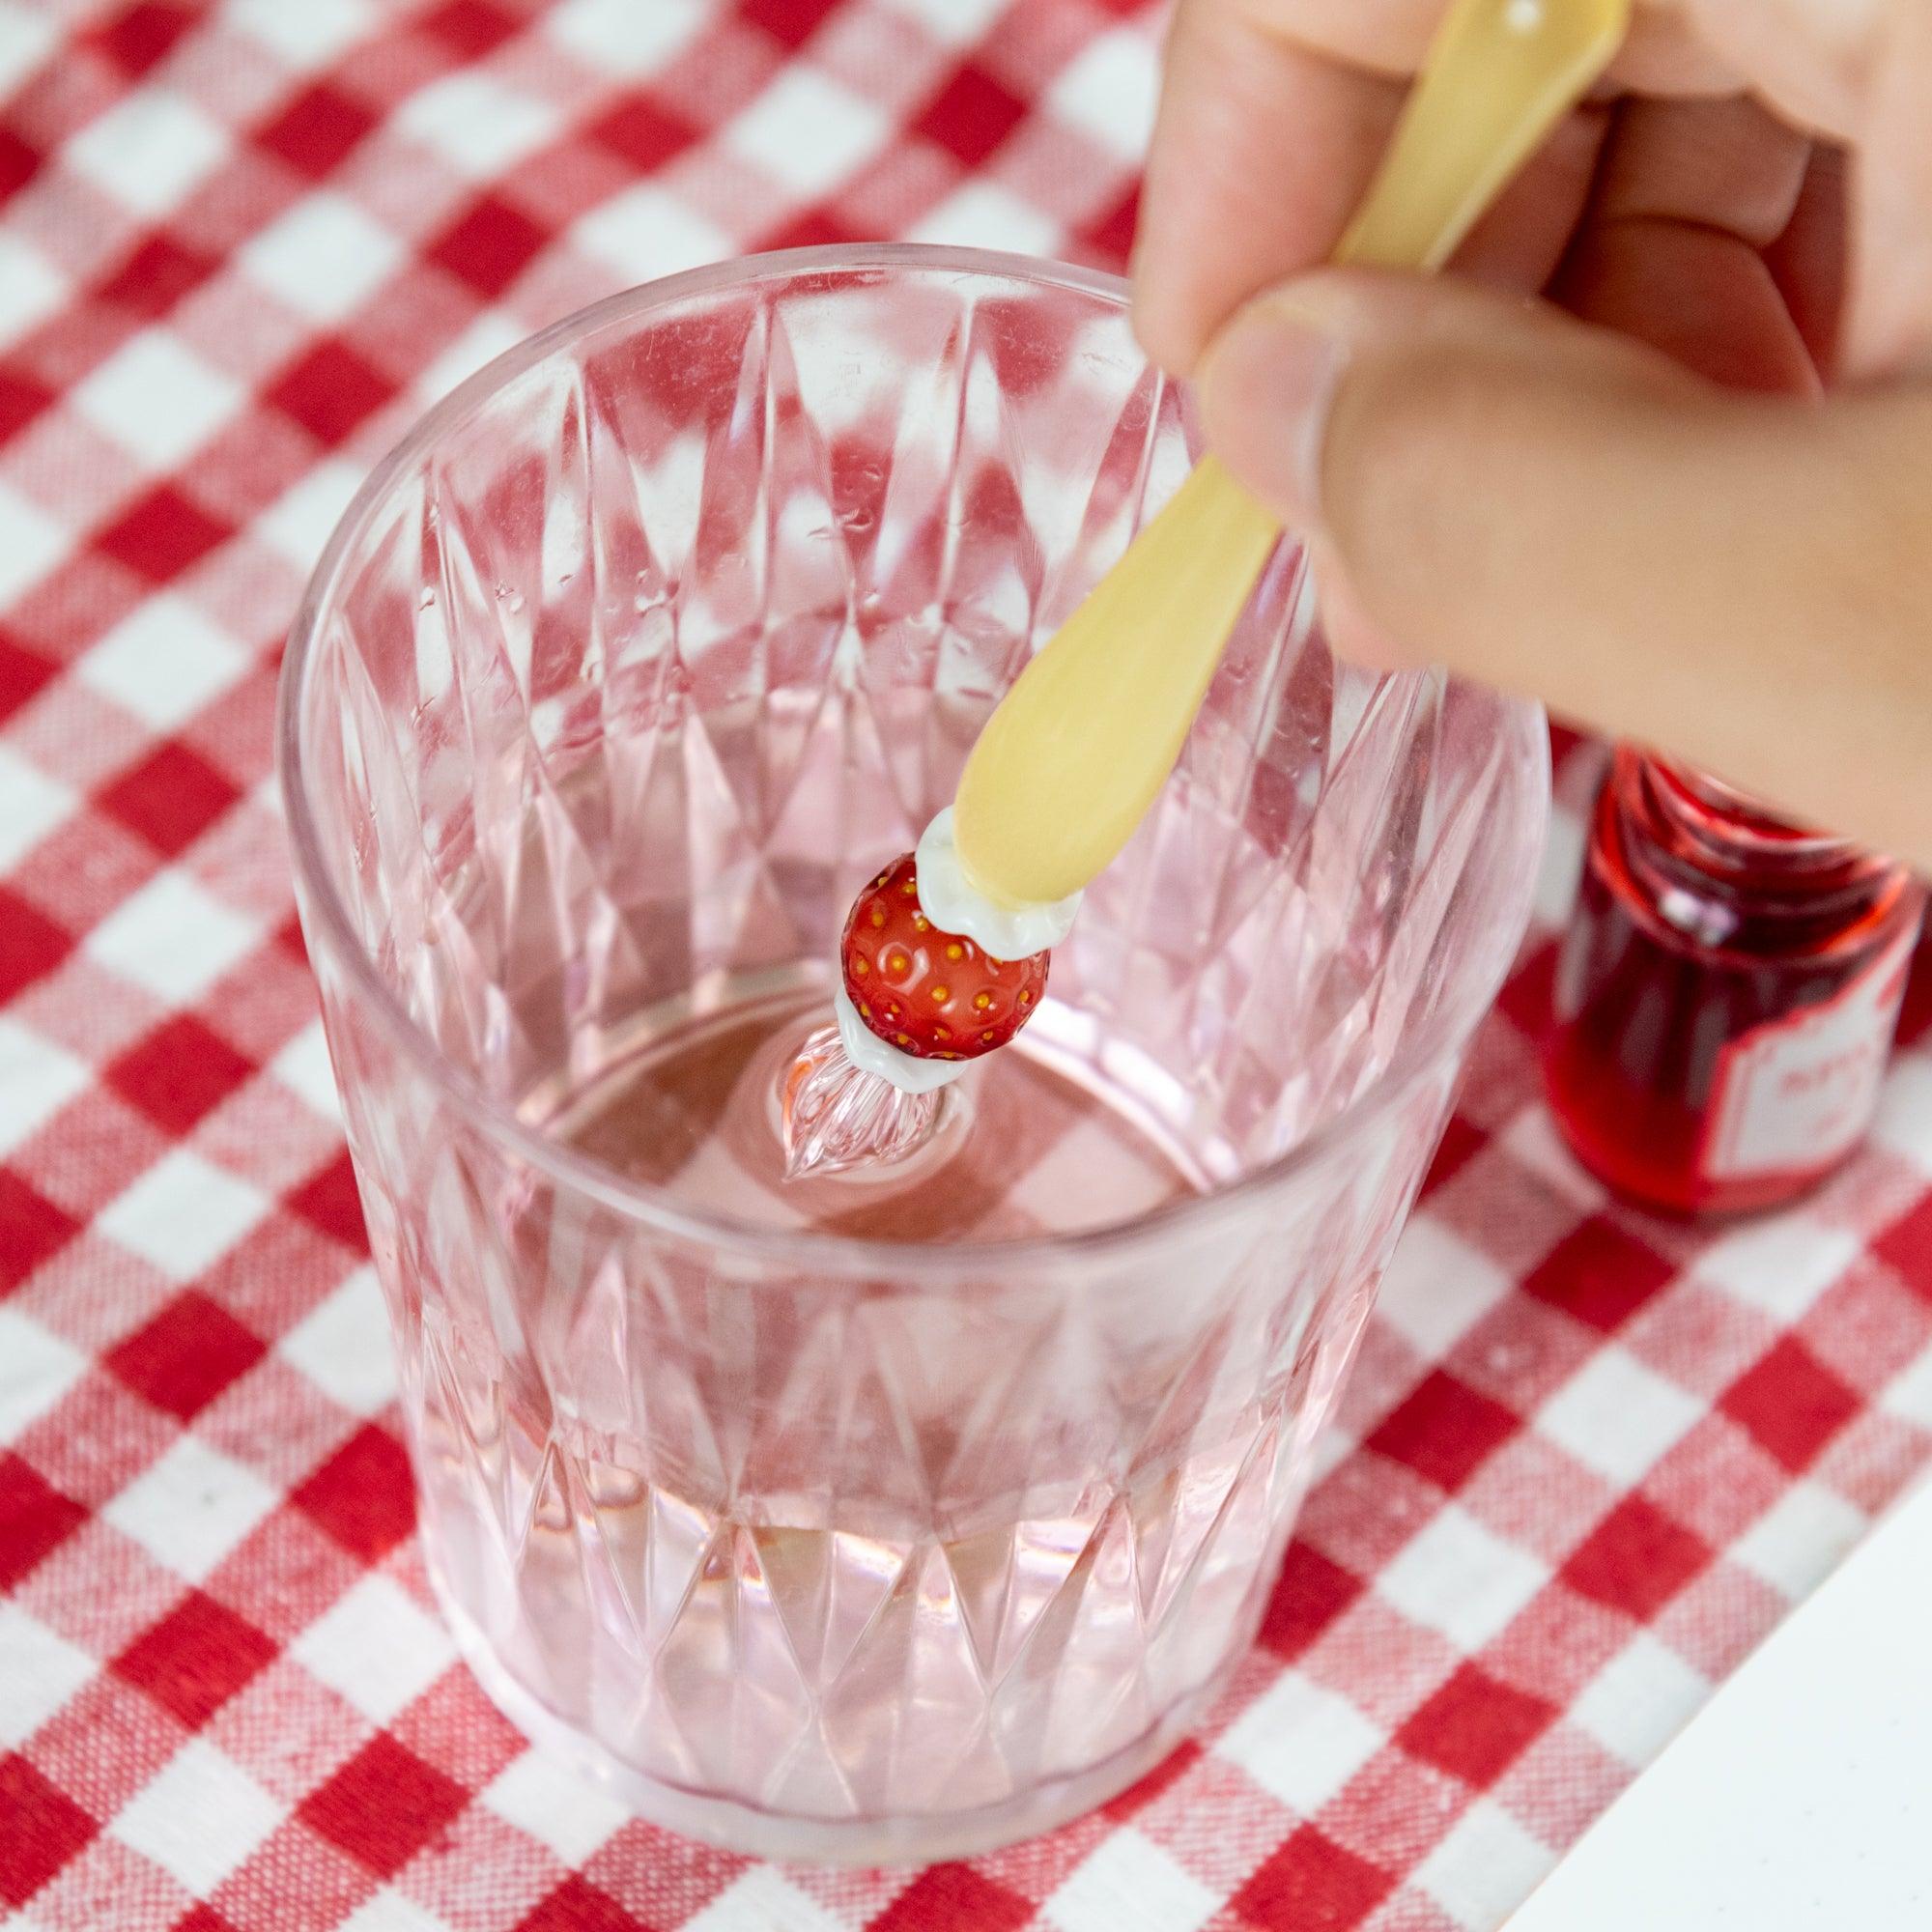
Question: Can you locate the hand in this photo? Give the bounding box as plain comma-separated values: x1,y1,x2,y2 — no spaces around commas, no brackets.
1133,0,1932,868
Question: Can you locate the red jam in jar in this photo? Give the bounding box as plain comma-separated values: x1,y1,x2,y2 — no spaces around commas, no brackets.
1547,751,1924,1216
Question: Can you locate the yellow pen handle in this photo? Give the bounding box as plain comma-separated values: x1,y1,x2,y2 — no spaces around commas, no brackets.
952,0,1629,911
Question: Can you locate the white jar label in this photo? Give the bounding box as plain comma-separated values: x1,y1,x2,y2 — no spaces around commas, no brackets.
1702,923,1918,1182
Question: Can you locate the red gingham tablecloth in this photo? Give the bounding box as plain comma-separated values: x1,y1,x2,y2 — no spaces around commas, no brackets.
5,3,1932,1927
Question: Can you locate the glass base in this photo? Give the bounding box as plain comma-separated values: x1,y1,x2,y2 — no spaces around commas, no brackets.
423,1548,1235,1864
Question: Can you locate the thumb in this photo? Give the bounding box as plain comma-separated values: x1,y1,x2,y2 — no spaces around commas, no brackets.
1198,270,1932,868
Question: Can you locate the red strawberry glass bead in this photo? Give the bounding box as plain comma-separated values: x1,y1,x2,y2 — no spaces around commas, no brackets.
839,852,1048,1064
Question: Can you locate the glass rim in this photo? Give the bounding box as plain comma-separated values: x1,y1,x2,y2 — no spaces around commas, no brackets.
277,241,1548,1281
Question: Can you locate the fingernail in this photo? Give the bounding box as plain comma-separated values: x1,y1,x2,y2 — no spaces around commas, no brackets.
1198,299,1343,532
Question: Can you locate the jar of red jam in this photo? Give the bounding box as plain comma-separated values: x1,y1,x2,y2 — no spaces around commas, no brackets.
1546,750,1924,1216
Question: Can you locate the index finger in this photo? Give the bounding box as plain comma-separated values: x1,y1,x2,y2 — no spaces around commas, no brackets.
1131,0,1745,376
1131,0,1401,375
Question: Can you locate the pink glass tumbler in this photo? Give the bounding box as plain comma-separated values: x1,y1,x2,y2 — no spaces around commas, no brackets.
279,246,1548,1863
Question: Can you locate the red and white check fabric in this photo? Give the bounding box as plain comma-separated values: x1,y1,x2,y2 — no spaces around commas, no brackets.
3,3,1930,1927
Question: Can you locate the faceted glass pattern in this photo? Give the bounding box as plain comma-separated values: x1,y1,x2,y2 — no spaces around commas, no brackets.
280,249,1548,1862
